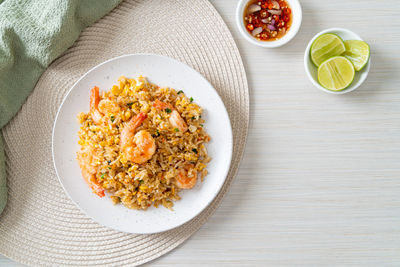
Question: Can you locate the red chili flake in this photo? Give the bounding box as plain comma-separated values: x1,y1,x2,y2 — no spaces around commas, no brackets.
261,2,268,9
253,17,261,27
283,15,290,22
279,1,287,8
247,24,254,31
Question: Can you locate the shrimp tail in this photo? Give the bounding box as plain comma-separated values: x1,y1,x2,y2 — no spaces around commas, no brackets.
90,86,100,114
90,181,105,197
80,167,105,197
90,86,103,125
127,112,147,130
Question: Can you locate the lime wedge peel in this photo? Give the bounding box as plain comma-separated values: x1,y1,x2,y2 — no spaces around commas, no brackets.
343,40,370,71
317,56,355,91
310,33,346,67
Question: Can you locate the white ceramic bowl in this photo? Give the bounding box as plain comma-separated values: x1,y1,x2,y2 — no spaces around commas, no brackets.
236,0,302,48
304,28,371,94
52,54,233,234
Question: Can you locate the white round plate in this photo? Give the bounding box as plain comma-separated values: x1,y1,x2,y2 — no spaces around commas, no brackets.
52,54,233,234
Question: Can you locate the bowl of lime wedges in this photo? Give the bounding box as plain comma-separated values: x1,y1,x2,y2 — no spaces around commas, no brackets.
304,28,371,94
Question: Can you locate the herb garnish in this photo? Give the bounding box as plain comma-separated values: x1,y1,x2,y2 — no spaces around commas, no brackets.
152,129,160,137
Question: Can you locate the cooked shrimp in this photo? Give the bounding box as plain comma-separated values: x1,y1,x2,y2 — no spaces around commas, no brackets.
90,86,103,125
77,146,105,197
98,99,120,114
90,86,120,125
120,112,156,164
176,163,197,189
153,99,188,133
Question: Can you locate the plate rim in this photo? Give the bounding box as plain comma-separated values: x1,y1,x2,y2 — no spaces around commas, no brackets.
51,53,233,234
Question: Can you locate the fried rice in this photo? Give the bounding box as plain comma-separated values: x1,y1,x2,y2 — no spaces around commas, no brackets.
77,75,211,210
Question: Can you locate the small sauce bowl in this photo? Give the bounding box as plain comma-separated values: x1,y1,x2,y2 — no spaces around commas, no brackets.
304,28,371,94
236,0,302,48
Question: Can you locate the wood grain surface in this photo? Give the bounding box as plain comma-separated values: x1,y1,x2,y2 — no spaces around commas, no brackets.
1,0,399,266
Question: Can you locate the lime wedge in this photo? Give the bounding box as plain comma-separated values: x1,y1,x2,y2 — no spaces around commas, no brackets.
310,33,346,67
318,56,355,91
343,40,370,71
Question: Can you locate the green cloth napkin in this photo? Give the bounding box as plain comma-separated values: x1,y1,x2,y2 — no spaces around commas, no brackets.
0,0,122,214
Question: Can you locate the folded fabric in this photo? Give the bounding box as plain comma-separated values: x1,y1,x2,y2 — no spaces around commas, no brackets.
0,0,122,214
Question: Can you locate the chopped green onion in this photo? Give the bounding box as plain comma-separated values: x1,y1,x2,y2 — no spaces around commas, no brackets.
165,108,172,113
139,180,144,184
177,90,183,94
189,97,193,103
191,116,195,121
192,148,198,154
100,173,105,179
127,102,133,107
152,129,160,137
110,115,115,122
174,128,179,132
200,124,204,127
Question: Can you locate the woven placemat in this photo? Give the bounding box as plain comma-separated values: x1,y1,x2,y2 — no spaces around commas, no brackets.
0,0,249,266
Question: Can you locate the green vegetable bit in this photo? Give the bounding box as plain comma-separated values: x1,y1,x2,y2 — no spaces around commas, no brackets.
177,90,183,94
165,108,172,113
100,173,105,179
152,129,160,137
174,128,179,132
189,97,193,103
110,115,115,122
192,148,198,154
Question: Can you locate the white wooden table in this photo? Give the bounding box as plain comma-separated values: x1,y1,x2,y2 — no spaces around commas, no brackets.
1,0,400,266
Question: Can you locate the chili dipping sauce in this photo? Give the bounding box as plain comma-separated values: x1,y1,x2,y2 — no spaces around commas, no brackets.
243,0,292,41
